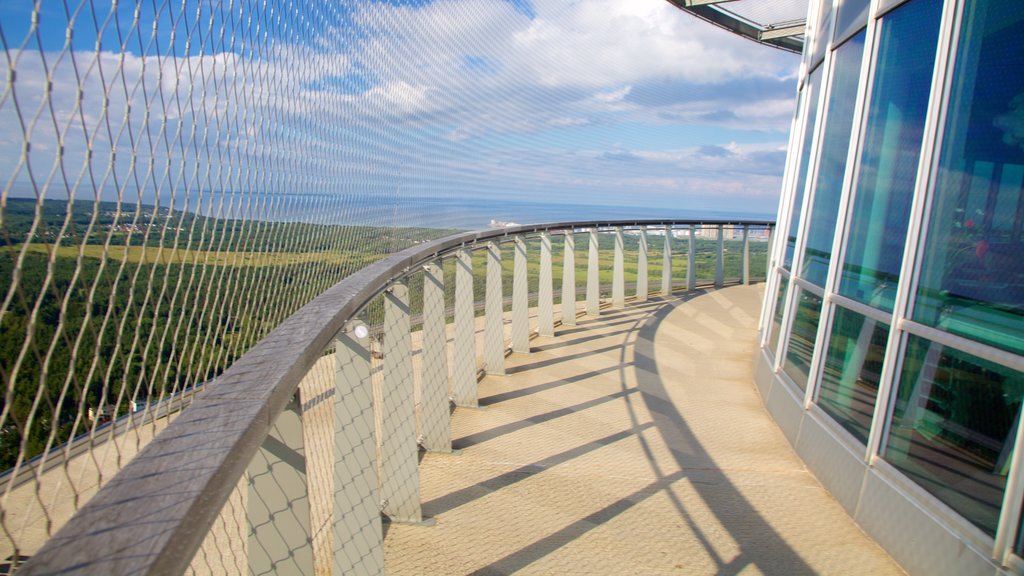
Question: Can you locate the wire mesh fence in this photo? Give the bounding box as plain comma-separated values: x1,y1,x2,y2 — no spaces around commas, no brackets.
0,0,786,571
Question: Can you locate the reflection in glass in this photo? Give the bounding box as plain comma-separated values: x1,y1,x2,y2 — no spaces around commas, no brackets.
769,274,791,359
834,0,870,43
783,288,823,391
886,335,1023,537
818,307,888,444
784,72,824,269
801,32,866,286
839,0,942,312
913,1,1024,355
811,0,835,67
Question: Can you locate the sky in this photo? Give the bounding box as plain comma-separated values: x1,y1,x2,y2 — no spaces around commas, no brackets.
0,0,801,222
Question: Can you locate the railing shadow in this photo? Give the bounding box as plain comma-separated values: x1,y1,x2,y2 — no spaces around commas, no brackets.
456,288,817,575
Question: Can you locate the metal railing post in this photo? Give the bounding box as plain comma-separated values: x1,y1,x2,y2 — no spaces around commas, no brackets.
636,227,648,302
452,248,477,407
538,231,555,337
379,282,422,524
333,325,384,575
511,235,530,353
662,225,673,295
715,224,725,288
743,225,751,286
687,226,695,291
612,227,625,309
484,241,506,376
248,395,314,575
420,261,451,452
586,228,601,316
561,231,577,327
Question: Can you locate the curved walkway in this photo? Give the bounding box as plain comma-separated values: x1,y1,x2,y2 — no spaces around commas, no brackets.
384,285,904,575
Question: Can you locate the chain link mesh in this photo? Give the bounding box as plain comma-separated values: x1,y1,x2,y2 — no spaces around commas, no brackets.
0,0,785,570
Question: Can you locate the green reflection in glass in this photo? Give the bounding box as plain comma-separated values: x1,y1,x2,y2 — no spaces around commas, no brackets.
784,72,824,269
801,31,866,287
913,0,1024,355
839,0,942,312
817,307,889,444
769,274,790,359
783,288,823,391
886,334,1023,537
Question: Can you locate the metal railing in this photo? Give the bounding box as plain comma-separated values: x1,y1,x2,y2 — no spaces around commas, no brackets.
19,219,772,575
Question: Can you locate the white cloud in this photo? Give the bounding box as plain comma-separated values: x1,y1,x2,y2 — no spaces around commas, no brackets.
0,0,799,215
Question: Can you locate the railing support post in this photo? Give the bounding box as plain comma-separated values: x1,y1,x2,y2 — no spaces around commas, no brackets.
420,260,451,452
687,227,696,291
743,225,750,286
511,235,530,353
561,231,577,327
636,227,648,302
452,248,477,407
248,395,314,575
662,225,672,295
484,240,506,376
379,282,422,524
587,228,600,316
333,325,384,575
715,225,725,288
612,227,625,309
538,232,555,337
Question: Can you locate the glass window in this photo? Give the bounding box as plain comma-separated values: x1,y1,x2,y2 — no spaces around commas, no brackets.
817,306,889,444
835,0,870,43
800,31,867,287
769,273,791,358
913,1,1024,355
885,334,1023,537
784,71,825,269
783,287,824,391
811,0,836,67
839,0,943,312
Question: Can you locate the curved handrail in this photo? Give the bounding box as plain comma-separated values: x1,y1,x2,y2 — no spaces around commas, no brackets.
20,218,772,575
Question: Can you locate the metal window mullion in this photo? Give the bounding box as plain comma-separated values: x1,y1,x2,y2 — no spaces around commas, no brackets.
997,407,1024,564
561,230,577,327
636,227,648,302
759,87,812,340
828,292,892,325
804,7,882,409
898,319,1024,374
774,39,838,374
538,231,554,337
863,0,962,465
511,235,530,353
586,228,600,316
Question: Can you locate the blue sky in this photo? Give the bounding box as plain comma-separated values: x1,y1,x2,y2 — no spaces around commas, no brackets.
0,0,800,220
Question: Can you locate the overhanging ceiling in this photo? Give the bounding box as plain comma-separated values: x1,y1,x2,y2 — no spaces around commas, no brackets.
665,0,808,54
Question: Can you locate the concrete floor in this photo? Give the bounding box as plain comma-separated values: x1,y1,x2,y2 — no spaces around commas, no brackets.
383,285,905,575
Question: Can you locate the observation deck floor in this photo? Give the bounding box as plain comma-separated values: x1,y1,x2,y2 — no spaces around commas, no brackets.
383,285,904,575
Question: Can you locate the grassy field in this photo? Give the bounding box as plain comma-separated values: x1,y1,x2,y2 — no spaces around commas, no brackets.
1,243,380,268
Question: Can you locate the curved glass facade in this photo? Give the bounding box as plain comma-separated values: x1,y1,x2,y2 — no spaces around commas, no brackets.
761,0,1024,568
